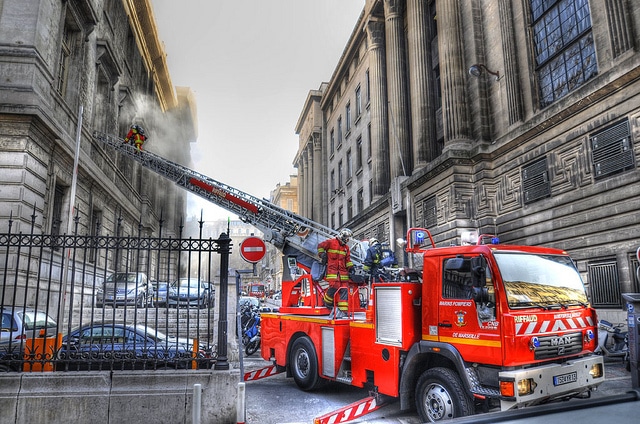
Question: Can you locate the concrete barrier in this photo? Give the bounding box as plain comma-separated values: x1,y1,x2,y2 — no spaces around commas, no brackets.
0,369,240,424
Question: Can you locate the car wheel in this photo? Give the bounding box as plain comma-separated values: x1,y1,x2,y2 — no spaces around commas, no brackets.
415,367,474,422
289,336,323,391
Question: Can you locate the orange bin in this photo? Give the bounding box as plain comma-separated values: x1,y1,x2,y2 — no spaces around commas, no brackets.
23,333,62,372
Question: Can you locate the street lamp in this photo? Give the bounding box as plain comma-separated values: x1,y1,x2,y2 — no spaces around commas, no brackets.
468,63,500,81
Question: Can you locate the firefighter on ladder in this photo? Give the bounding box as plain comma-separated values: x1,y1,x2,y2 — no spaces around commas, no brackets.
124,124,147,152
317,228,353,318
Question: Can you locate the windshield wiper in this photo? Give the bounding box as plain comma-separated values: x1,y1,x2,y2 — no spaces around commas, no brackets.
559,300,589,308
512,301,549,310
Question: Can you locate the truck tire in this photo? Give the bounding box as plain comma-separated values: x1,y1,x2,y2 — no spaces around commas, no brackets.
415,367,474,422
289,336,322,391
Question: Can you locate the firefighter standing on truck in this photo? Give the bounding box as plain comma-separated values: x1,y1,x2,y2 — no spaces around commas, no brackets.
317,228,353,316
363,238,383,280
124,124,147,152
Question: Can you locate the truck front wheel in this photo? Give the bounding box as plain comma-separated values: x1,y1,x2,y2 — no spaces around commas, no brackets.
289,336,322,391
415,367,473,422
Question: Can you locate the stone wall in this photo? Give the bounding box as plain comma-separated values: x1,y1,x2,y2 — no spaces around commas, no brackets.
0,370,240,424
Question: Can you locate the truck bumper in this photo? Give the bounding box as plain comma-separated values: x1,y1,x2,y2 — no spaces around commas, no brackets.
498,355,605,411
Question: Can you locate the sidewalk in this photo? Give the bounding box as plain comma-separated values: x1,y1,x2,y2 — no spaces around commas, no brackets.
594,358,634,397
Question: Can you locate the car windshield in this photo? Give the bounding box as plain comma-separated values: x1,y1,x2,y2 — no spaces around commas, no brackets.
178,279,201,289
135,325,168,342
494,252,588,308
8,310,57,331
106,273,139,283
104,282,138,289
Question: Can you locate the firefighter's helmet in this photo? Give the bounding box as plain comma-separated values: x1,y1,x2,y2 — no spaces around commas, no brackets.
137,126,145,136
369,238,379,246
338,228,352,244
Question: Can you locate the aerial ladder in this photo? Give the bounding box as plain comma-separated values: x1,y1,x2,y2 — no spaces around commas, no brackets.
92,131,366,268
94,131,390,423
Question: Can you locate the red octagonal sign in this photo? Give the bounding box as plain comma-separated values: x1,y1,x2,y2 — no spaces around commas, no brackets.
240,236,266,263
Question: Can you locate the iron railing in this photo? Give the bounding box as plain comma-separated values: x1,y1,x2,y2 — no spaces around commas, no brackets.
0,212,231,372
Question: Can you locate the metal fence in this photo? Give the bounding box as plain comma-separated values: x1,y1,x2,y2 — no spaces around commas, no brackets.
0,212,232,372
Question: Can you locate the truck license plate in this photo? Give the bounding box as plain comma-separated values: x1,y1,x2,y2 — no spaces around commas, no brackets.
553,371,577,386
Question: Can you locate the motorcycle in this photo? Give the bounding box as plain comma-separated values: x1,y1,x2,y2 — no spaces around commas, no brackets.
595,319,629,369
241,305,261,356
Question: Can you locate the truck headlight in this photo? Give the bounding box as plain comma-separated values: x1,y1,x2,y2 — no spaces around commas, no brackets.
589,362,604,379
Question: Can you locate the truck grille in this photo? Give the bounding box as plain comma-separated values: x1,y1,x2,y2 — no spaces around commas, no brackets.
534,332,583,360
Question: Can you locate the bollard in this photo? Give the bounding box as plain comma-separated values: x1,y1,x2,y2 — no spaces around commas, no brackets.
237,382,246,424
192,383,202,424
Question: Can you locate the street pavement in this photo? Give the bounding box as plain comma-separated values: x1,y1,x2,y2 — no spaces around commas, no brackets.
242,353,634,424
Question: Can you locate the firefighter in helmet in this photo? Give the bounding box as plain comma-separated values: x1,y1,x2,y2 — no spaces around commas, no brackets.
317,228,353,316
124,124,147,152
364,238,383,280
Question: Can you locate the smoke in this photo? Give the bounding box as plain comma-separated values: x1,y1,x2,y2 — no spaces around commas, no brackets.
126,90,193,165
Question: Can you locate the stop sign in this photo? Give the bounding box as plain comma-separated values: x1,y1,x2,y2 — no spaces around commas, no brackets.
240,236,266,263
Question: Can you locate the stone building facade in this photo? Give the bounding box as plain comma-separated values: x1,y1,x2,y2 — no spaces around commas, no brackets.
294,0,640,316
0,0,195,236
0,0,196,302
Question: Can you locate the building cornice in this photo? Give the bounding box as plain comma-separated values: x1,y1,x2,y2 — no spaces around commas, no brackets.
123,0,176,111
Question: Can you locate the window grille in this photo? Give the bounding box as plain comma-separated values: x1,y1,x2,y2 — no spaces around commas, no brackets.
587,259,622,308
522,157,551,204
422,196,437,229
590,119,635,179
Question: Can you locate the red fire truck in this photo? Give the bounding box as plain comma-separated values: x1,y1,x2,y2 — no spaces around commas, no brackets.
95,132,605,422
259,229,604,421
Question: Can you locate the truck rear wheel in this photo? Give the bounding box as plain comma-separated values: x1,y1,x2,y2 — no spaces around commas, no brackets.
415,367,473,422
289,336,322,391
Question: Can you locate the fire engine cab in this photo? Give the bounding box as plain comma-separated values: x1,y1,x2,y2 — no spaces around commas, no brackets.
260,228,604,422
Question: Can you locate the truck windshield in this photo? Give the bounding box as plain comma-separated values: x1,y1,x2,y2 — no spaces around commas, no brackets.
494,252,588,309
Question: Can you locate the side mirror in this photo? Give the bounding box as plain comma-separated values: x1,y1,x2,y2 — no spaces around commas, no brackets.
471,256,486,288
472,287,489,303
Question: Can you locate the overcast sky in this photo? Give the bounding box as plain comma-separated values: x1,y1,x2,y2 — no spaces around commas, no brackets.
149,0,365,220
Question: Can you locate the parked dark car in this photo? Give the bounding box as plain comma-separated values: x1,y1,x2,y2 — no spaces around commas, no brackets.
1,306,58,372
56,322,211,371
167,278,213,308
96,272,153,308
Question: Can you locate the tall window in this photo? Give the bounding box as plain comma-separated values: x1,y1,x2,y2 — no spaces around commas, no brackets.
531,0,596,108
365,69,370,103
330,129,335,155
51,184,67,238
347,198,353,220
338,160,343,188
357,189,364,213
356,136,363,170
346,149,353,179
345,102,352,132
355,86,362,117
330,170,336,193
337,116,343,147
56,10,80,98
367,124,372,159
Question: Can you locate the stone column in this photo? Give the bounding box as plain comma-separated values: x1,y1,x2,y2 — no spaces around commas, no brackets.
312,131,323,222
436,0,471,146
407,0,437,166
384,0,411,178
366,17,391,198
305,145,313,219
297,159,306,216
498,0,523,126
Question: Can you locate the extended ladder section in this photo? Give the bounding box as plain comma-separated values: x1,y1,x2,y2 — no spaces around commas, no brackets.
93,132,365,267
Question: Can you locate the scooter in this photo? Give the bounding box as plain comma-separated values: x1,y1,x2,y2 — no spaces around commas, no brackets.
595,319,629,367
241,306,261,356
